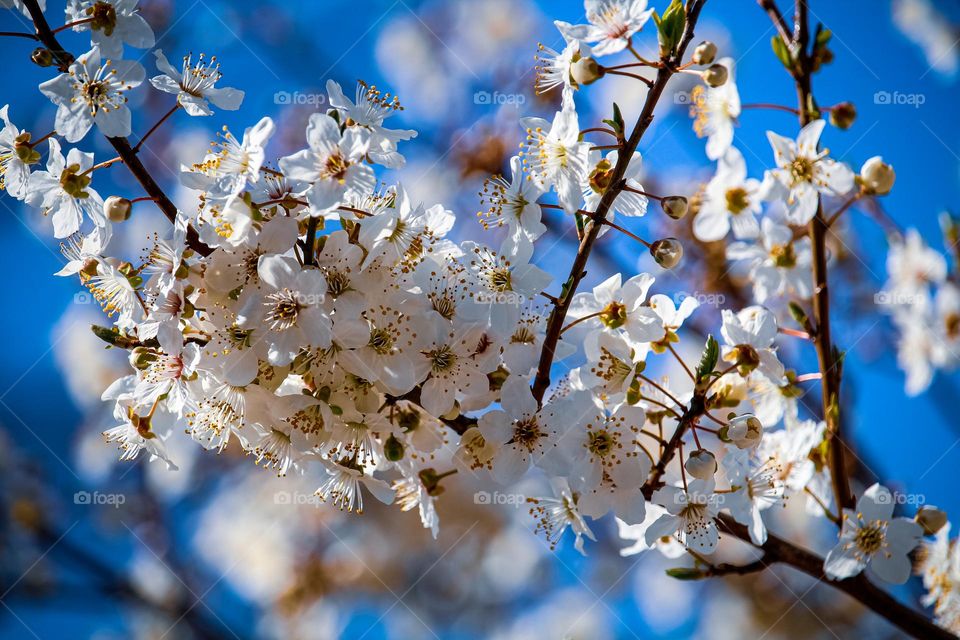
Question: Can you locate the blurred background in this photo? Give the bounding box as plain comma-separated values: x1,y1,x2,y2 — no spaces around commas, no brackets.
1,0,959,638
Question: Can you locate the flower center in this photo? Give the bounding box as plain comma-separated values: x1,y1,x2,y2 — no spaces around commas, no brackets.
599,300,627,329
431,293,456,320
513,417,544,451
59,163,91,199
489,268,512,292
589,158,615,194
264,289,302,331
588,429,614,458
426,345,457,373
88,2,118,35
368,327,394,354
854,523,885,555
790,157,815,184
770,243,797,268
323,153,350,183
325,269,350,297
725,187,750,214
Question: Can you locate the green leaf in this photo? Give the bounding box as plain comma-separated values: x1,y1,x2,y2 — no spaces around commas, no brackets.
666,567,705,580
601,103,625,137
787,301,809,329
656,0,686,57
694,334,719,383
771,35,793,69
91,325,140,350
815,25,832,49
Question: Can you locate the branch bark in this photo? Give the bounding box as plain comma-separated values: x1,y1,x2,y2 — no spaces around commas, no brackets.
717,515,956,640
531,0,709,404
776,0,854,512
21,0,213,256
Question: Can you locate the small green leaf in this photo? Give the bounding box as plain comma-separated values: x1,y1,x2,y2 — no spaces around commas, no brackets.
91,325,140,350
666,567,705,580
695,334,719,383
787,301,809,330
815,25,832,49
656,0,686,58
771,35,793,69
601,103,625,137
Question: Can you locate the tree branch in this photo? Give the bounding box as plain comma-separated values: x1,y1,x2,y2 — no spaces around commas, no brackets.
530,0,709,404
717,515,955,640
20,0,213,257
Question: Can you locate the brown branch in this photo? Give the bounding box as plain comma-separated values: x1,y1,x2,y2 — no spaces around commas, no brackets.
777,0,853,512
716,515,955,640
21,0,213,257
302,216,319,266
757,0,793,47
531,0,709,404
642,386,952,639
0,30,38,39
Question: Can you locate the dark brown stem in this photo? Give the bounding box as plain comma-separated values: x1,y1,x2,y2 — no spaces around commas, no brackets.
580,127,619,138
716,515,955,640
603,69,653,86
703,556,769,578
530,0,709,404
21,0,213,257
740,102,801,115
0,31,38,40
600,218,651,248
133,104,180,153
757,0,793,47
50,17,93,34
780,0,853,512
825,191,864,227
302,216,319,266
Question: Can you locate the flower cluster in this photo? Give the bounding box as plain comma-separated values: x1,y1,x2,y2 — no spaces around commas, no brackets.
1,1,955,634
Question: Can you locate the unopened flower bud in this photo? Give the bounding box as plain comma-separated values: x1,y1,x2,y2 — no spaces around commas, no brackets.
384,434,405,461
81,257,100,277
829,101,856,130
692,41,717,65
570,57,603,86
859,156,895,196
31,47,54,67
650,238,683,269
703,64,728,88
916,507,948,536
661,196,689,220
442,403,461,421
724,414,763,449
130,347,159,370
685,449,717,480
104,196,132,222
